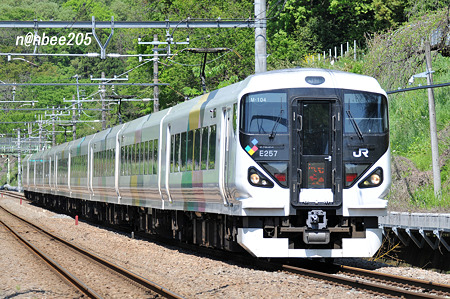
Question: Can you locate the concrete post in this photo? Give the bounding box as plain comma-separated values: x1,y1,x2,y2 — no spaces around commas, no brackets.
425,41,441,198
254,0,267,73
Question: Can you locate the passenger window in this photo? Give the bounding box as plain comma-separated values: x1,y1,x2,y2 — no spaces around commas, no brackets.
100,151,103,176
153,139,158,174
187,130,194,171
110,149,113,176
133,144,137,175
194,129,201,170
170,135,175,172
149,140,153,175
107,150,109,175
126,145,130,175
201,127,208,170
126,146,129,175
140,142,144,175
180,132,187,172
175,134,180,172
104,151,107,176
121,146,125,175
134,144,139,175
142,142,146,175
209,125,216,169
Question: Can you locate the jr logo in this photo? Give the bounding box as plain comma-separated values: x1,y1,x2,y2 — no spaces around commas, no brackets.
353,148,369,158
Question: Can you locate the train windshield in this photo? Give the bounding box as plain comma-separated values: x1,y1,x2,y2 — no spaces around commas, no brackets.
343,91,388,134
240,92,288,134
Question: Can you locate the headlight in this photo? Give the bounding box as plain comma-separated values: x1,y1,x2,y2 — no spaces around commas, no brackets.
358,168,383,188
250,173,260,184
248,167,274,188
368,173,381,185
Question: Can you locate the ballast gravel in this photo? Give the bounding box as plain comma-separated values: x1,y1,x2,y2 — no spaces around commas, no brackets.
1,196,449,298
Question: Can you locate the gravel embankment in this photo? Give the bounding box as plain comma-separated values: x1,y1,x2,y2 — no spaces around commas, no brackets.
1,197,449,298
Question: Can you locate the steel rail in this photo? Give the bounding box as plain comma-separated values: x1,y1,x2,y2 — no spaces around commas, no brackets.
337,264,450,295
0,216,101,298
282,264,443,298
0,205,184,299
1,191,24,199
10,191,445,297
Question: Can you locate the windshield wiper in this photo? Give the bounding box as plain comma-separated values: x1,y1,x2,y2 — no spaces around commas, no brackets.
346,110,364,141
269,109,284,139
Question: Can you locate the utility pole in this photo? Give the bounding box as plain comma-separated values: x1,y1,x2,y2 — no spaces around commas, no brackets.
254,0,267,73
101,71,106,129
72,94,77,140
17,129,21,192
425,41,441,198
153,34,159,112
52,106,56,147
6,155,10,185
38,115,42,151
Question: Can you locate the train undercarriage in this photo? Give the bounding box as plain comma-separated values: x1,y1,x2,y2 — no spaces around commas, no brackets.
25,190,379,256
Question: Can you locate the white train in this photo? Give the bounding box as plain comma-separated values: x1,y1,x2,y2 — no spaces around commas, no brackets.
23,68,391,258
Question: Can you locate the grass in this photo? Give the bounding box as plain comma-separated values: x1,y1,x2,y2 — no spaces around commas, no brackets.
412,185,450,209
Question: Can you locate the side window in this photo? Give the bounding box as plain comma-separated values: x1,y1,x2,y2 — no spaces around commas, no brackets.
194,129,201,170
126,145,130,176
106,150,108,176
187,130,194,171
208,125,216,169
174,134,180,172
153,139,158,174
201,127,208,170
180,132,187,172
94,152,97,177
128,145,132,176
143,141,148,175
109,149,113,177
171,135,175,172
140,142,144,175
111,148,116,176
100,149,109,176
121,146,125,175
148,140,153,175
133,144,137,175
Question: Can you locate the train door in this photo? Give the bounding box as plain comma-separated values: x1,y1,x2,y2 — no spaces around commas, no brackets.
290,99,342,207
219,107,232,206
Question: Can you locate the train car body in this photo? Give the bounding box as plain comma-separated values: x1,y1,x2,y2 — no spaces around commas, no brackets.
23,68,391,258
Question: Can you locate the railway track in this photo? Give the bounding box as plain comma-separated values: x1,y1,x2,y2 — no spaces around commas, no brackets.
1,190,25,201
278,262,450,298
0,205,183,299
160,230,450,298
4,192,449,297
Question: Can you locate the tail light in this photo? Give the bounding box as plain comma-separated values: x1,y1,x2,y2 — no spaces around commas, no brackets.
260,162,288,187
274,173,286,182
346,173,357,183
344,163,370,187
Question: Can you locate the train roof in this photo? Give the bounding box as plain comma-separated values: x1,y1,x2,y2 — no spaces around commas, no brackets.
241,68,386,96
29,68,386,158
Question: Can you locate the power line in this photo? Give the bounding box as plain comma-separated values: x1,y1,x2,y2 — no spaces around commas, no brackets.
0,83,168,86
387,82,450,94
0,19,255,29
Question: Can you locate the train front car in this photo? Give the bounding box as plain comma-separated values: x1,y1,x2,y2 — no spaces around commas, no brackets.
235,69,390,258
